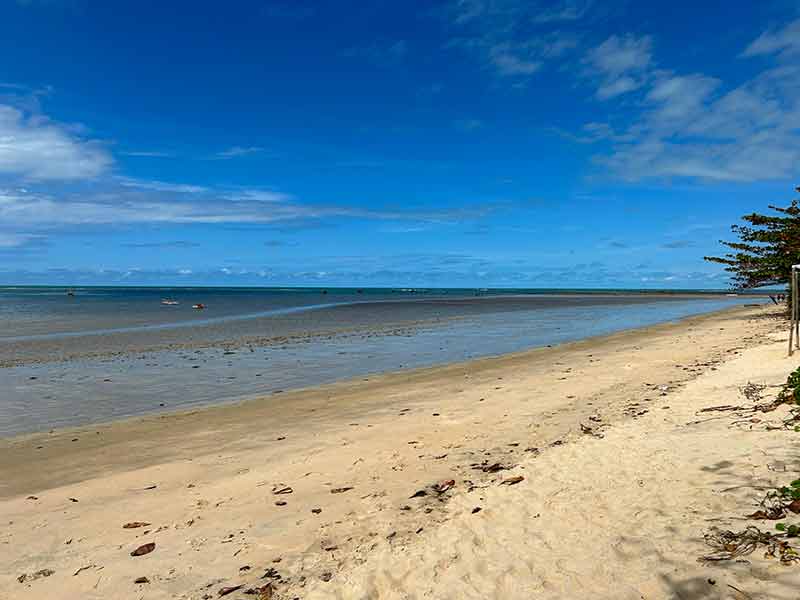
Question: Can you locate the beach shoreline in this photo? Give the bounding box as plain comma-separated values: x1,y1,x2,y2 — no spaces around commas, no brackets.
1,297,765,437
0,301,762,448
1,303,793,599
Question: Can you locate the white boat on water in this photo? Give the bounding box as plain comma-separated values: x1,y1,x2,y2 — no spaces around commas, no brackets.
161,299,179,306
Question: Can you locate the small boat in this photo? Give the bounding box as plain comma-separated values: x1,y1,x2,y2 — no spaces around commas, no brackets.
66,289,75,297
192,303,205,310
161,299,179,306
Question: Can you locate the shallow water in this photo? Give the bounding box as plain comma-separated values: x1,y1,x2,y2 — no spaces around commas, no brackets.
0,288,762,437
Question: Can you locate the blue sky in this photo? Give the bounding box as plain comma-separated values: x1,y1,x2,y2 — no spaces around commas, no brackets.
0,0,798,288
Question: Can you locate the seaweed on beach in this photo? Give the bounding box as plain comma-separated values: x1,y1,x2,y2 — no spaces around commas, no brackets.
700,526,800,564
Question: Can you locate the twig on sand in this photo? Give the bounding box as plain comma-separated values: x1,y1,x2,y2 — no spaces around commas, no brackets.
727,583,753,599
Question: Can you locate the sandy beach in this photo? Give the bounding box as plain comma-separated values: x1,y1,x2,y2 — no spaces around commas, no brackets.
2,303,798,599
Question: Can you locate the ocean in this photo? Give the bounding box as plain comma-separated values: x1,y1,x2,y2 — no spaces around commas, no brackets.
0,286,763,436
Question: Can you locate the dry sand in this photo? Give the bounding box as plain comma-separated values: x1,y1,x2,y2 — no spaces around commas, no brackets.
2,304,798,599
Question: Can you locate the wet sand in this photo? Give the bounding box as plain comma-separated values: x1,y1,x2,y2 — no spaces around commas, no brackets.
0,293,756,367
0,303,791,599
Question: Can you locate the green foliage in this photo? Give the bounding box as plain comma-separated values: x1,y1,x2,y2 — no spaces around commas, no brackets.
776,522,800,536
704,187,800,291
779,367,800,405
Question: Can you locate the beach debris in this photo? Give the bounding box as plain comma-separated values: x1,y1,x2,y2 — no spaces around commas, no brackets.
700,526,800,564
260,567,281,580
409,489,427,499
26,495,37,500
311,508,322,514
134,576,150,584
123,521,151,529
239,565,251,572
500,475,525,486
244,584,274,598
219,584,244,596
746,508,785,520
275,500,287,506
387,531,397,540
416,527,424,534
476,462,509,473
130,542,156,557
320,572,333,582
322,543,338,552
17,569,54,583
330,486,353,494
73,564,98,576
472,507,482,514
434,453,448,459
272,485,293,495
69,497,79,502
432,479,456,494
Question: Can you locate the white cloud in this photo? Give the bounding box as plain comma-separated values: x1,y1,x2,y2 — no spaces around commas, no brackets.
585,35,652,99
533,0,592,23
0,183,496,231
580,23,800,183
0,105,112,180
0,231,38,248
120,150,175,158
444,1,583,79
596,76,638,100
596,65,800,181
213,145,264,159
117,177,208,194
742,18,800,57
488,44,541,75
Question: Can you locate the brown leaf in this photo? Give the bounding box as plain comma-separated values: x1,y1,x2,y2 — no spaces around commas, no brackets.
130,542,156,557
219,584,244,596
330,486,353,494
480,463,507,473
788,499,800,514
746,508,785,520
123,522,151,529
17,569,54,583
432,479,455,494
500,476,524,486
244,584,274,598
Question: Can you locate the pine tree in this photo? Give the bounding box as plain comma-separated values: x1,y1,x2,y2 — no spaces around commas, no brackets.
705,186,800,290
